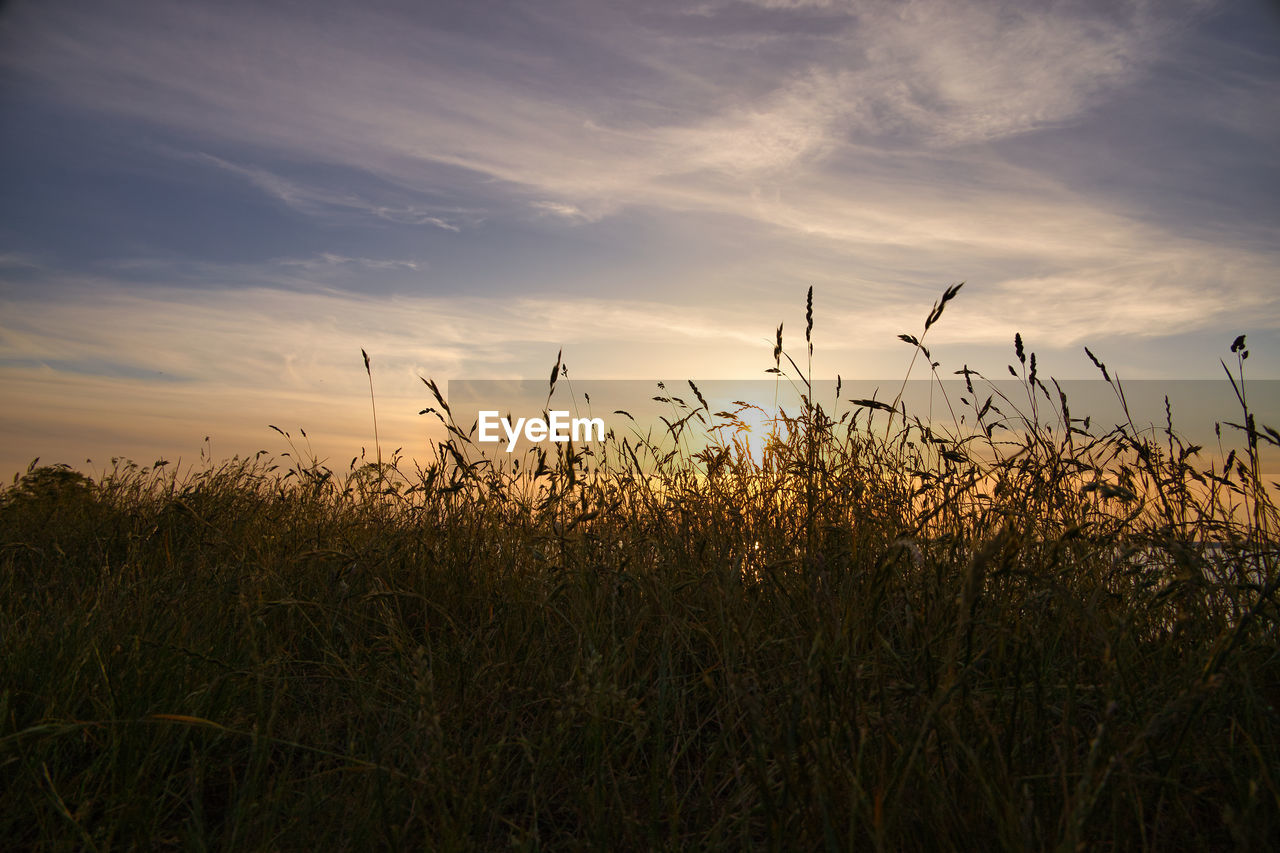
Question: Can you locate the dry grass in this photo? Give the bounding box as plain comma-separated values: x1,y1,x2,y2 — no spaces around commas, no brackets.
2,286,1278,850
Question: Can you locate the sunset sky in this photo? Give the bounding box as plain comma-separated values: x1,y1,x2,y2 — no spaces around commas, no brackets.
2,0,1278,479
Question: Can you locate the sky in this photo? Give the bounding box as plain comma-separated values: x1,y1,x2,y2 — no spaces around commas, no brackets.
1,0,1278,479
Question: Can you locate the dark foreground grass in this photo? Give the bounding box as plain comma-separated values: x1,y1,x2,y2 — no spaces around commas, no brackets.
3,298,1279,850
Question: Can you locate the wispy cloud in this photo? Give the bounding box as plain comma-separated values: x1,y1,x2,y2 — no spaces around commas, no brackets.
2,0,1218,200
185,152,470,231
277,253,427,273
0,252,44,271
3,0,1269,323
530,201,606,223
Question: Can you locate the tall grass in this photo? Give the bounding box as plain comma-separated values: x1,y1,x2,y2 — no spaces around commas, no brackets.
2,288,1277,850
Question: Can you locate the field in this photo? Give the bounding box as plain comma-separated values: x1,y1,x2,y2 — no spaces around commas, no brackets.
3,291,1278,850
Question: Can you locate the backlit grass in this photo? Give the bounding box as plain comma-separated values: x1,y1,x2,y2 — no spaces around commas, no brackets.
3,288,1278,850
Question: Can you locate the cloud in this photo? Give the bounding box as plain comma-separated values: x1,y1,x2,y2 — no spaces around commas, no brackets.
186,152,469,230
530,201,605,223
2,0,1217,205
0,252,43,270
2,1,1275,366
836,2,1156,145
0,272,766,391
277,253,426,273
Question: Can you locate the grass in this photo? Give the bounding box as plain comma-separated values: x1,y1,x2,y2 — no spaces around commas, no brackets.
2,286,1278,850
